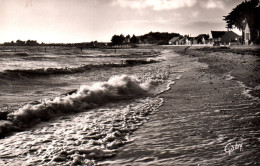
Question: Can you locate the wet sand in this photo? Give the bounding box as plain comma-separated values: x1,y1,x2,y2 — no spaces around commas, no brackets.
101,46,260,165
181,46,260,97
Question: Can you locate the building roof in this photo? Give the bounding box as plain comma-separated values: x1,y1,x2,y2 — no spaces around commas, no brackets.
189,37,196,41
221,31,241,41
178,37,186,42
211,30,241,42
196,34,209,40
169,37,180,43
211,31,227,39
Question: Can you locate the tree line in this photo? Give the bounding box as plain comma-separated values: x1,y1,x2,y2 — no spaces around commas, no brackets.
111,34,138,45
4,40,40,46
111,32,181,45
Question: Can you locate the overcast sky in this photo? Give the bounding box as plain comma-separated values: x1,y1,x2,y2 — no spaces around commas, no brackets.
0,0,243,43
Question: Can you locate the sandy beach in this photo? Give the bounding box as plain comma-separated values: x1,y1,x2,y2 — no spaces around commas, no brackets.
182,46,260,97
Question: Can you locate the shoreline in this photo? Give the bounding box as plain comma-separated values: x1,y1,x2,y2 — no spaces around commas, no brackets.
171,46,260,98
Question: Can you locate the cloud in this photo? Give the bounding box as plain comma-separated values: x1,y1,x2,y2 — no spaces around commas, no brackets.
111,0,241,11
181,20,226,36
186,20,225,30
191,11,199,17
201,0,225,9
112,0,197,10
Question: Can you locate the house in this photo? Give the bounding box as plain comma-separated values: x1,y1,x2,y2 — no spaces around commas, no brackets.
211,31,240,46
185,37,192,45
178,37,186,45
244,20,251,45
221,31,241,44
177,36,191,45
211,31,226,46
195,34,210,44
191,37,197,45
190,37,197,45
168,37,180,45
243,18,260,45
190,34,209,45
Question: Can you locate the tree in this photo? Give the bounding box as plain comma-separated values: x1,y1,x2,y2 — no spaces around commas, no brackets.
224,0,259,29
26,40,38,46
223,0,260,42
138,32,181,44
130,35,138,43
125,34,130,43
16,40,26,46
111,34,125,45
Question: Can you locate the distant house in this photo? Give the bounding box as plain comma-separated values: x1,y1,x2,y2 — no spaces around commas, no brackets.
178,37,186,45
186,34,209,45
168,37,180,45
189,37,197,45
211,31,241,46
244,20,251,45
185,37,191,45
196,34,209,44
175,36,190,45
242,18,260,45
221,31,241,44
190,34,209,45
211,31,226,45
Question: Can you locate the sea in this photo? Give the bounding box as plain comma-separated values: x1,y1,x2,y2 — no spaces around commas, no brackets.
0,46,259,165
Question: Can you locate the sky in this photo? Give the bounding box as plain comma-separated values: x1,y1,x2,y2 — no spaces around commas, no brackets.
0,0,244,43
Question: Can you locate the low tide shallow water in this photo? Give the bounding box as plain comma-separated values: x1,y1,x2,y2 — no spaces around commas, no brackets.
0,46,259,165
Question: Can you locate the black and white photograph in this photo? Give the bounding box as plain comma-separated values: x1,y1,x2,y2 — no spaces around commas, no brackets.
0,0,259,165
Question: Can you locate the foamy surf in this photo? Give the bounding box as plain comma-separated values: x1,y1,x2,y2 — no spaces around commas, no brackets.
0,73,171,138
237,80,259,100
0,97,164,166
8,75,146,121
224,73,259,100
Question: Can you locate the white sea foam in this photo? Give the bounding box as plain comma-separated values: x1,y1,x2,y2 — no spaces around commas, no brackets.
237,81,259,100
224,73,235,80
1,97,164,165
8,75,153,126
225,73,259,101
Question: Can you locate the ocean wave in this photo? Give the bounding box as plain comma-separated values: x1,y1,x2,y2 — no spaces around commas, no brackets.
76,52,160,58
0,75,160,138
1,59,158,77
14,52,30,56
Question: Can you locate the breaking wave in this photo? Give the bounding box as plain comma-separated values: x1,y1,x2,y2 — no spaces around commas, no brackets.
1,75,161,137
1,59,158,77
14,52,30,56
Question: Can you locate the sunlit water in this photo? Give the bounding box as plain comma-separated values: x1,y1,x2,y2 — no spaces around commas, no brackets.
0,46,259,165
